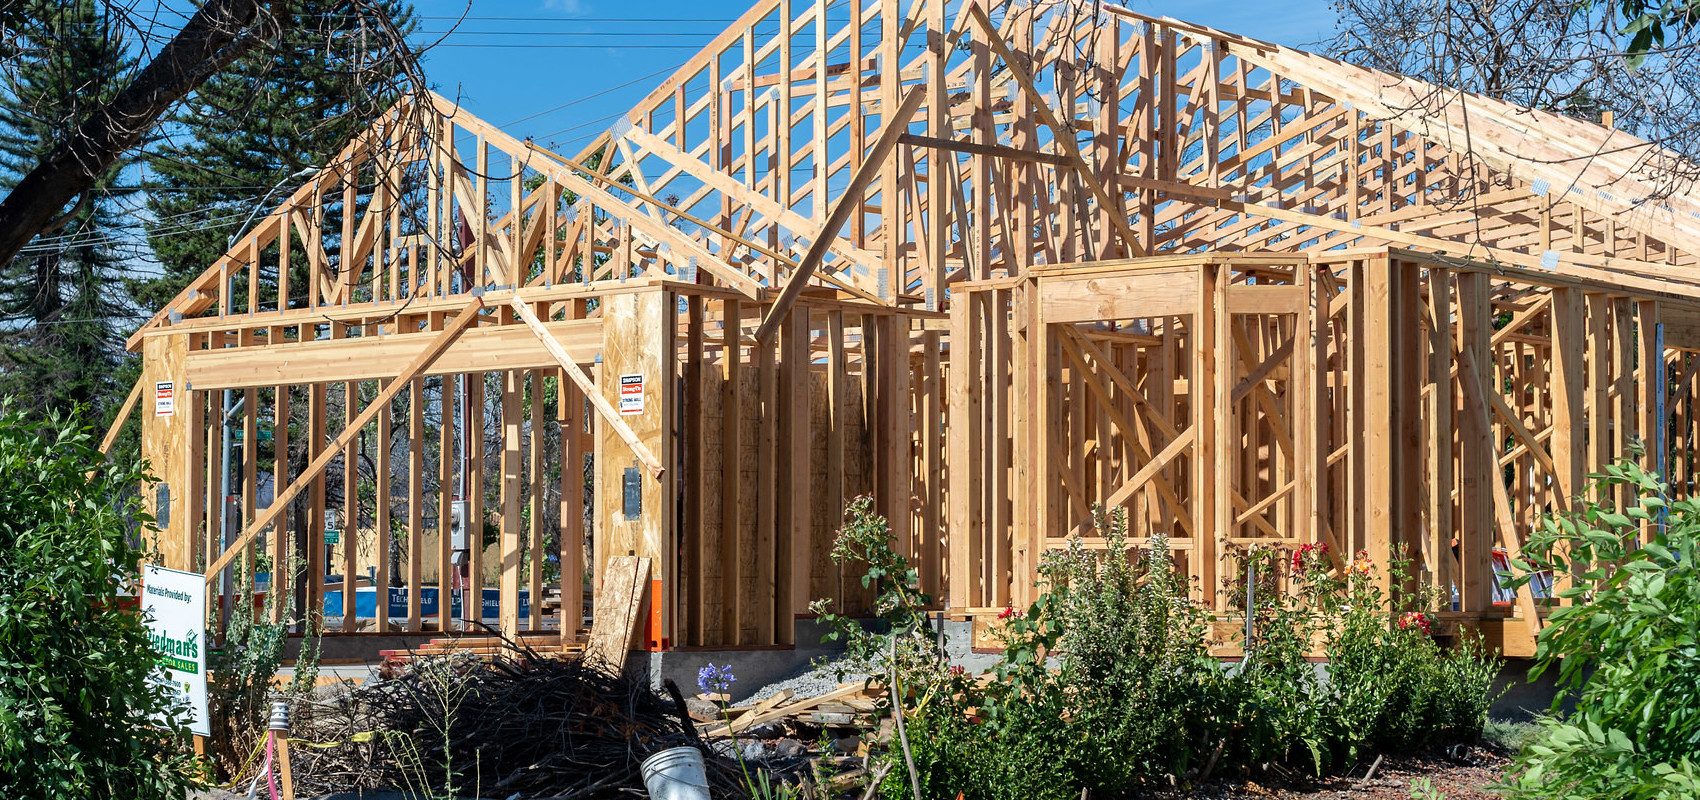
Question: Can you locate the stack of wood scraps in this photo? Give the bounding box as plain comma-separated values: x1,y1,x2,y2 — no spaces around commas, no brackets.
697,681,880,739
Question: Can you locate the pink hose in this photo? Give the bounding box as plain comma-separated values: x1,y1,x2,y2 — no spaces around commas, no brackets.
265,732,280,800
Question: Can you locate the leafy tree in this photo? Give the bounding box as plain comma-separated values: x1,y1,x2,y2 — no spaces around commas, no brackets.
1578,0,1700,61
0,0,140,419
1501,459,1700,799
133,0,418,314
0,403,200,798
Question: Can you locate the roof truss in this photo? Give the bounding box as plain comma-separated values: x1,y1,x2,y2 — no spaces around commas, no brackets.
130,0,1700,347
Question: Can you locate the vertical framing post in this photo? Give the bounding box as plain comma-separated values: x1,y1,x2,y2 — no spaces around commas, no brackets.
529,369,545,633
720,299,745,645
501,368,523,639
684,294,706,645
437,373,455,632
559,358,586,646
1638,300,1663,540
375,381,392,633
1194,264,1223,609
1586,293,1612,500
1455,271,1494,614
1426,269,1455,597
1552,288,1587,507
341,381,358,633
272,380,291,624
777,306,810,646
466,373,485,630
1392,257,1424,597
1551,288,1587,596
408,378,425,631
948,292,983,610
597,288,674,650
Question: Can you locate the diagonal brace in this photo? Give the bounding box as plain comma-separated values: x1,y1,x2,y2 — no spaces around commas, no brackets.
967,4,1147,258
754,87,929,343
203,295,487,581
508,294,666,482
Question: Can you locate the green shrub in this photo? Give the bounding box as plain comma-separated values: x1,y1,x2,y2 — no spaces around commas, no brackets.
820,500,1500,799
0,404,200,798
1500,459,1700,799
1297,549,1500,768
812,497,1078,800
1038,509,1223,790
811,495,937,684
207,547,321,781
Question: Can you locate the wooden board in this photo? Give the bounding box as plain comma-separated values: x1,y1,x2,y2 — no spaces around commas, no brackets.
584,555,652,672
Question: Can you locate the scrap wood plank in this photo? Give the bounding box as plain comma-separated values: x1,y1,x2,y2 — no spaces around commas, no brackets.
702,682,868,737
583,555,652,672
732,688,795,723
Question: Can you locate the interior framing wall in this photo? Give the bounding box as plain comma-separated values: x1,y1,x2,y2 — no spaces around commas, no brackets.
949,249,1692,657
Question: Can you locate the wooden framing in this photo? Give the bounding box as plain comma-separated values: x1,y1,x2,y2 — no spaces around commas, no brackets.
950,250,1700,655
130,0,1700,656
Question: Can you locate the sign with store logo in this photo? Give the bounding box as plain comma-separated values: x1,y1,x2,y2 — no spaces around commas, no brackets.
142,565,210,736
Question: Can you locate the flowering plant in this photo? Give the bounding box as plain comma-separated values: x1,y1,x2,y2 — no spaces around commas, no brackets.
1349,550,1376,576
1396,611,1433,636
1290,542,1329,574
697,664,800,799
697,663,736,696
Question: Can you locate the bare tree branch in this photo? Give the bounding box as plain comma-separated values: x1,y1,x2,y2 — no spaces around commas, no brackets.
0,0,283,266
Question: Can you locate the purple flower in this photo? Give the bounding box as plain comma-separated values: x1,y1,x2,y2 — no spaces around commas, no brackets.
697,663,735,695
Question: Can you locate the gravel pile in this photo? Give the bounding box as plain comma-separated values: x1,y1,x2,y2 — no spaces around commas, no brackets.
736,657,871,704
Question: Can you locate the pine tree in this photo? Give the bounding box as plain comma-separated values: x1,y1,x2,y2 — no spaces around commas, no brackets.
0,1,139,417
133,0,417,313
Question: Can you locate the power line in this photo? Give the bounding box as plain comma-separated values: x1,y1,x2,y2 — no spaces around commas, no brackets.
501,62,687,126
536,109,630,142
18,210,251,254
427,43,712,49
412,15,742,22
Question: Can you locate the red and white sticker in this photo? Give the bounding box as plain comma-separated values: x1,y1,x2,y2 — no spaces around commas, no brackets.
154,381,176,417
619,374,645,415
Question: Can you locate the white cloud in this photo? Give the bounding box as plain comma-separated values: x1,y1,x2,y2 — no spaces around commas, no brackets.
542,0,591,16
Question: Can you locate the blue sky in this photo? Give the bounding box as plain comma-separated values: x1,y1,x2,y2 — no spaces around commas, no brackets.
93,0,1337,288
406,0,1342,155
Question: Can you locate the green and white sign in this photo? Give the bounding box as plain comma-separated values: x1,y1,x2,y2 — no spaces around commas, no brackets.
142,564,210,736
324,528,341,545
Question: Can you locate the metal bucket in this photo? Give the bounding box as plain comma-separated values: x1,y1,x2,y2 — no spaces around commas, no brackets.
639,746,711,800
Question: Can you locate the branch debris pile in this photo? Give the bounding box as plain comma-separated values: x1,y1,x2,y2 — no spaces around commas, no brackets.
289,647,749,799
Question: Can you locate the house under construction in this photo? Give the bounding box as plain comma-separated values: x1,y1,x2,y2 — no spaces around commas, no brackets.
117,0,1700,664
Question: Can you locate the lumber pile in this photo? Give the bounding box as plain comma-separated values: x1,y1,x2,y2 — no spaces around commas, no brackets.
697,683,880,738
378,632,581,672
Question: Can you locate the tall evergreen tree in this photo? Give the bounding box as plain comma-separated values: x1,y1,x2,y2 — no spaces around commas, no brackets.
0,1,139,417
134,0,417,313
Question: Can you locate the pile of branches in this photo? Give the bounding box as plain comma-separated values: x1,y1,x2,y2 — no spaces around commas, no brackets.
291,645,750,799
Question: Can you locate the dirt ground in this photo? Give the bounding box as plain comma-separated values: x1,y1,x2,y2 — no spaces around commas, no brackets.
1137,746,1510,799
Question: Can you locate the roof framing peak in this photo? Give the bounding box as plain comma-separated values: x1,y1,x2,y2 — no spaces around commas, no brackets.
131,0,1700,347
